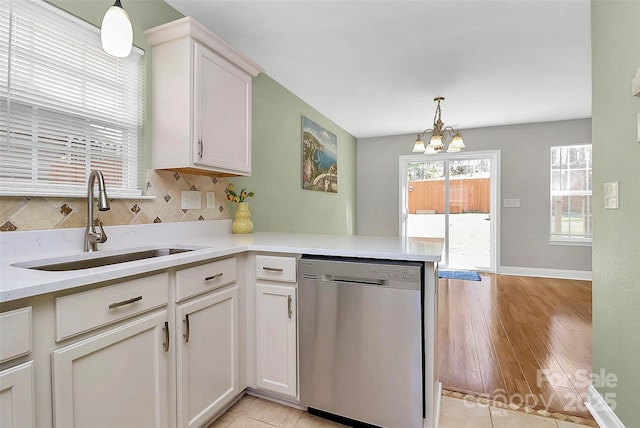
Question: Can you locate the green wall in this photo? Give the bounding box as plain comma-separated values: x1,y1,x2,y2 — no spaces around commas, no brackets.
592,1,640,426
231,74,357,234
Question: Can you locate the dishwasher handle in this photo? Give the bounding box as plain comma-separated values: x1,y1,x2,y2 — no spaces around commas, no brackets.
320,274,386,286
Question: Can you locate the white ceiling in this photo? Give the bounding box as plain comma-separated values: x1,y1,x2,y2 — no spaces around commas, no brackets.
164,0,592,139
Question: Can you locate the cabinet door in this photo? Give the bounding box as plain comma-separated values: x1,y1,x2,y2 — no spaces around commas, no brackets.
52,311,170,428
193,42,251,175
176,286,238,428
0,361,35,428
255,283,297,397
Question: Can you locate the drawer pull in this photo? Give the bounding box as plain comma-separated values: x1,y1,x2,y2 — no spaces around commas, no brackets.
183,314,190,343
204,273,224,281
262,266,284,273
288,295,293,319
163,321,169,352
108,295,143,309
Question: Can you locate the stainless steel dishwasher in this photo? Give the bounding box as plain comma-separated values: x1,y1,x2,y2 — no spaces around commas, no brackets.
298,255,423,428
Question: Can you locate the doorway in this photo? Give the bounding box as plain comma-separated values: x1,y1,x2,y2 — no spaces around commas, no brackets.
399,151,499,272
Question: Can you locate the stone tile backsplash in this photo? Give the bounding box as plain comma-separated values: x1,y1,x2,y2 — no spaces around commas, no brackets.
0,170,230,232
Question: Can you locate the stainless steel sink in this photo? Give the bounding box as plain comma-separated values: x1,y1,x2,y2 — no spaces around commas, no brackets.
12,246,207,271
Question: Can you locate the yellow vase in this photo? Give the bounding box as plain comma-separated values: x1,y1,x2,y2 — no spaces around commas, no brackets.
232,202,253,234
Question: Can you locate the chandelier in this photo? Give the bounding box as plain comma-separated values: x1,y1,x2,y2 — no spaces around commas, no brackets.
412,97,465,154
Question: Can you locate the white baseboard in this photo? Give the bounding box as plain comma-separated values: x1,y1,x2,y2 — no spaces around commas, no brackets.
245,388,307,410
434,381,442,428
585,385,626,428
498,266,592,281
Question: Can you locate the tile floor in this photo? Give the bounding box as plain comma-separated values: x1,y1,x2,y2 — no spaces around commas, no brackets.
207,394,596,428
207,395,347,428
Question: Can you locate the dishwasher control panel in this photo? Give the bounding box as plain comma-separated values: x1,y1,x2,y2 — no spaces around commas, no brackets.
370,265,419,281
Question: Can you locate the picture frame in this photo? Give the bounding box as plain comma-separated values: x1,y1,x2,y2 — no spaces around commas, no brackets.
301,116,338,193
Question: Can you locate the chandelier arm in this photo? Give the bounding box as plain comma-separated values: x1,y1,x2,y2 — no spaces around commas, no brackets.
442,126,458,138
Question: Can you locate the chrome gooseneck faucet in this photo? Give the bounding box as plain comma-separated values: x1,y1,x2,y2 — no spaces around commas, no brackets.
84,170,111,252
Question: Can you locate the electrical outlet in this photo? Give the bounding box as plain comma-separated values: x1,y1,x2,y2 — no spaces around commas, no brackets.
503,198,520,208
181,190,202,209
206,192,216,209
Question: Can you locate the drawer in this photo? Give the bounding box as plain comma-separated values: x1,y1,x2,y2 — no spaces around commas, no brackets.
176,257,236,302
256,255,296,283
55,272,169,341
0,307,32,363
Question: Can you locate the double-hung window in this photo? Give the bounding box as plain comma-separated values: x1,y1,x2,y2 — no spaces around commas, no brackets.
0,0,144,197
550,144,592,244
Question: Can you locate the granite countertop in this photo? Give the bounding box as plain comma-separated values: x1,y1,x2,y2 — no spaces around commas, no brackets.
0,220,443,303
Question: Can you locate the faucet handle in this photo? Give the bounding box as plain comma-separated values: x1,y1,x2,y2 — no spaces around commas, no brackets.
95,219,108,244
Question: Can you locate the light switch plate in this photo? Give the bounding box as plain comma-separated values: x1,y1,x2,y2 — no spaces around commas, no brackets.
503,198,520,208
604,182,619,210
181,190,202,209
206,192,216,209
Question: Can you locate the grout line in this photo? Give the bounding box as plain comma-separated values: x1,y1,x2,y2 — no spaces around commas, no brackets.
488,400,495,428
247,415,280,427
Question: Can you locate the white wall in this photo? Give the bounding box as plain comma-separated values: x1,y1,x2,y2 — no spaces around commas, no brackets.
357,119,592,274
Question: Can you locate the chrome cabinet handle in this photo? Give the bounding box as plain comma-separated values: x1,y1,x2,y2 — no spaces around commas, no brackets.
163,321,169,352
287,295,293,319
262,266,284,273
204,273,224,281
183,314,190,343
198,140,203,158
108,295,142,309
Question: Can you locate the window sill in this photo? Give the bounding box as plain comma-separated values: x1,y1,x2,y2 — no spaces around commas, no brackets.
0,190,156,200
549,239,592,247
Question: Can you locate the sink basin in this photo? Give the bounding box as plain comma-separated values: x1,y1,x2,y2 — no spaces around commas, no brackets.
12,246,208,271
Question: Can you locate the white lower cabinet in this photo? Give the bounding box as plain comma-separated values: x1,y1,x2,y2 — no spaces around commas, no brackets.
176,286,239,428
51,310,170,428
0,361,35,428
0,306,35,428
255,283,297,397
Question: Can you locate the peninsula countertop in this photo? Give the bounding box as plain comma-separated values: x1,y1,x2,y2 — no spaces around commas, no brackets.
0,220,443,303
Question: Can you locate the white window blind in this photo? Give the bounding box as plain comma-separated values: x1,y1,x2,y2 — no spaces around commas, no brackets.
0,0,145,197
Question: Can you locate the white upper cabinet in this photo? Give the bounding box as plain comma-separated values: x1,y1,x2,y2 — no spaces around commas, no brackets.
146,17,263,176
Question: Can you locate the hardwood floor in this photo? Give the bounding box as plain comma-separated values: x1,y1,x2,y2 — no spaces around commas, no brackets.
438,273,593,419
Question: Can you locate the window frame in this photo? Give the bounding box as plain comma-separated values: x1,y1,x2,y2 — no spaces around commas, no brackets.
549,144,592,245
0,0,145,198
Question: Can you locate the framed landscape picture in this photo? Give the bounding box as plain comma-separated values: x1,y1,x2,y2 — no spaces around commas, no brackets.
301,116,338,193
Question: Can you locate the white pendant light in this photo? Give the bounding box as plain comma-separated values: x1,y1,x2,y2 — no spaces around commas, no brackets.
101,0,133,58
